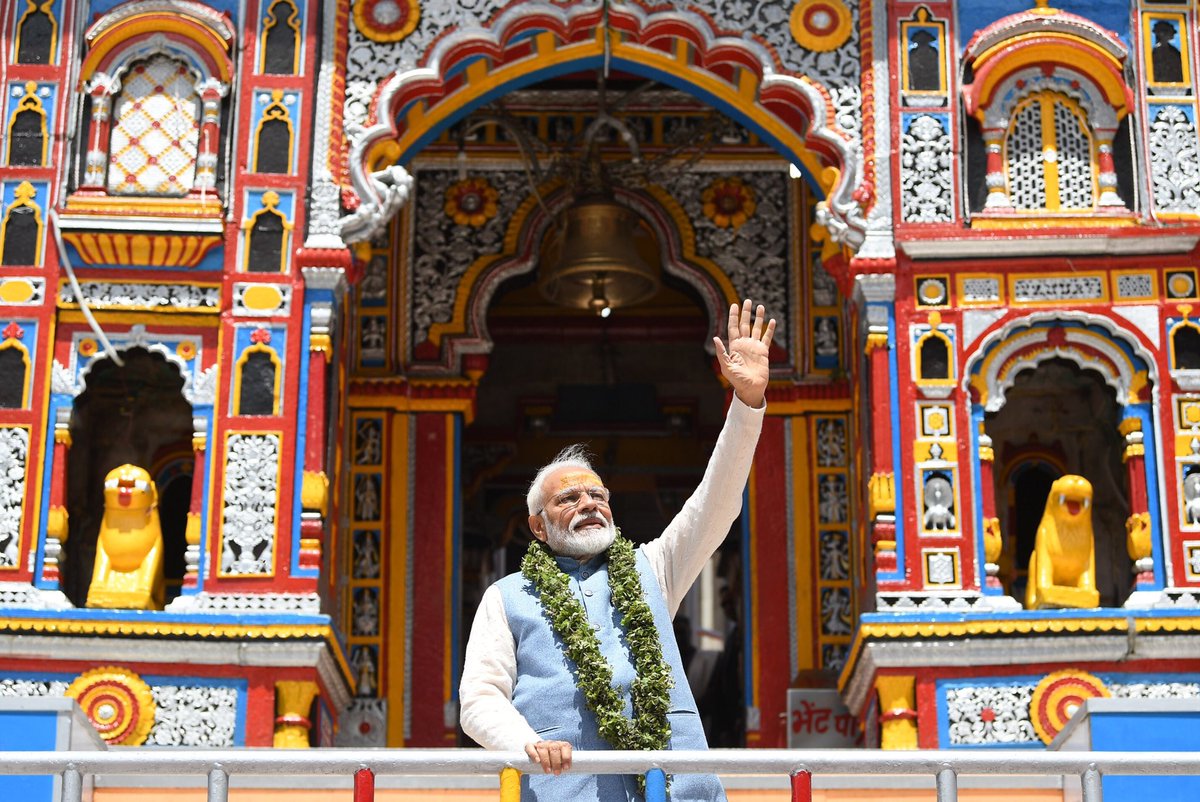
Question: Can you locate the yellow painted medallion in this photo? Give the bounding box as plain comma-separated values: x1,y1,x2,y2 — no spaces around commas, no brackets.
242,283,285,312
0,279,35,304
790,0,853,52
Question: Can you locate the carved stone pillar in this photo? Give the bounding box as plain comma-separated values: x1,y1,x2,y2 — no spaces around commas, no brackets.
1120,417,1154,587
183,417,207,591
42,407,72,586
81,75,116,189
299,303,333,572
856,275,899,582
1095,136,1123,208
875,675,918,750
982,131,1010,209
978,430,1002,590
194,79,228,192
273,680,319,748
866,337,896,575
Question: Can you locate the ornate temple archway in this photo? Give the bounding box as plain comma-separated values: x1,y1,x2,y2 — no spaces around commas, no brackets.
339,1,868,250
333,0,864,749
964,312,1164,608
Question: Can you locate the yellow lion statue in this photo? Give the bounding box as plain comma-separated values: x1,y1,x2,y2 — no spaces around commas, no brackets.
1025,475,1099,610
86,465,165,610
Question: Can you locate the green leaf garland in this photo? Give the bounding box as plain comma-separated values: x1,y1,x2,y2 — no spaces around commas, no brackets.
521,534,674,787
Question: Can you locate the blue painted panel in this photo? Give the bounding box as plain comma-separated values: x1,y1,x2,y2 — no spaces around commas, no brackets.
1090,710,1200,802
0,709,58,801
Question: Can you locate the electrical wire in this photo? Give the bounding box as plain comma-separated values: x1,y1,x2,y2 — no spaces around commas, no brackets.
48,208,124,366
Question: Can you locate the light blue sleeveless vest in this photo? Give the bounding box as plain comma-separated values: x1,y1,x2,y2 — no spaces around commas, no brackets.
497,547,726,801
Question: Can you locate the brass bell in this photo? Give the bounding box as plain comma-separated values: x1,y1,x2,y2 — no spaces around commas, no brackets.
538,196,660,316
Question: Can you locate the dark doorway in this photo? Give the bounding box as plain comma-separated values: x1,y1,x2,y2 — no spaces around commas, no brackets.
64,348,194,607
987,358,1132,606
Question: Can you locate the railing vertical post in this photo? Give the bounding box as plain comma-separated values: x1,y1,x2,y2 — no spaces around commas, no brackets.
1081,764,1103,802
790,769,813,802
499,767,521,801
61,765,82,802
935,767,958,802
207,767,229,802
354,767,375,802
644,768,667,802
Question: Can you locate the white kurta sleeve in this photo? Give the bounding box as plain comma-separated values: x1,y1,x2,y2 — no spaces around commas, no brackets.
459,583,540,751
641,395,765,615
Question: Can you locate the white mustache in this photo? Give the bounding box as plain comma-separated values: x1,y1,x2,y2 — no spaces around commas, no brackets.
571,512,608,531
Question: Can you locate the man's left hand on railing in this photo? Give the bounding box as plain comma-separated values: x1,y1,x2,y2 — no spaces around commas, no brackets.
524,739,573,776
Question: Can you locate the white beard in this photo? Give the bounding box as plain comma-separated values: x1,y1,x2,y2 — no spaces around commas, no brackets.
543,510,617,559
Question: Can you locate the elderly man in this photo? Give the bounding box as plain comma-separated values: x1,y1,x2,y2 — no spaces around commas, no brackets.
460,300,775,800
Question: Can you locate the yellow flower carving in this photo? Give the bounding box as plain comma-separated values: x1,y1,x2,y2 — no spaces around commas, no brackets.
444,178,499,227
702,177,757,228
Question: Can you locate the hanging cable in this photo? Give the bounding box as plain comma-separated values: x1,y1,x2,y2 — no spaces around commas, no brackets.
602,0,611,78
48,209,124,366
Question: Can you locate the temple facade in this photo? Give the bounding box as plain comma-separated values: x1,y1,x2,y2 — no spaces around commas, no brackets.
0,0,1198,763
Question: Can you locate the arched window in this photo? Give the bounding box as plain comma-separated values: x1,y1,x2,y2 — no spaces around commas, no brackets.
1173,323,1200,370
7,83,47,166
76,3,234,203
107,54,201,197
261,0,301,75
15,0,56,64
252,91,293,173
0,342,30,409
919,334,950,380
235,346,280,415
243,191,291,272
962,13,1131,216
1005,91,1095,212
0,182,43,266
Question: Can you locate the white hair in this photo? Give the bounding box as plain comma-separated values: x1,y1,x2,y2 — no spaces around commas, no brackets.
526,444,596,515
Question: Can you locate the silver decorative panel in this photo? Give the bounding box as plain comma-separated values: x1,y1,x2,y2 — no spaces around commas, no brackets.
900,114,953,222
1149,105,1200,214
146,685,241,746
0,427,29,568
59,283,220,310
220,433,280,575
1012,276,1104,302
945,684,1036,746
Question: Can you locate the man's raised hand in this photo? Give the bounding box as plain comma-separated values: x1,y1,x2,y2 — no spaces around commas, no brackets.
714,299,775,409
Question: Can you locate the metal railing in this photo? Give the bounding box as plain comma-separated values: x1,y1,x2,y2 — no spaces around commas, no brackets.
4,749,1200,802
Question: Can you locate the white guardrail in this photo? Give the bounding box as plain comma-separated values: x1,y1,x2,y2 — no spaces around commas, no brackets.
4,748,1200,802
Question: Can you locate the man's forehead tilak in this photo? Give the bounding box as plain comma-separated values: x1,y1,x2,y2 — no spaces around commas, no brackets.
554,470,604,490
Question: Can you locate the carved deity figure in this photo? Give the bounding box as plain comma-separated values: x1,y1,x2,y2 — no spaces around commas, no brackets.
86,464,165,610
1025,475,1099,610
352,646,378,697
1183,471,1200,524
923,475,956,530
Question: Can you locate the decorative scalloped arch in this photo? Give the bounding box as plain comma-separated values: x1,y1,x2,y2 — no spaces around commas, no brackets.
964,312,1155,413
344,2,863,248
76,342,192,397
415,181,742,375
962,11,1132,131
80,1,235,84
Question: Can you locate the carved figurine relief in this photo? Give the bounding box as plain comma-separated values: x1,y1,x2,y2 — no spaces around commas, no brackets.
1026,475,1099,610
1184,470,1200,524
922,474,956,531
86,465,165,610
